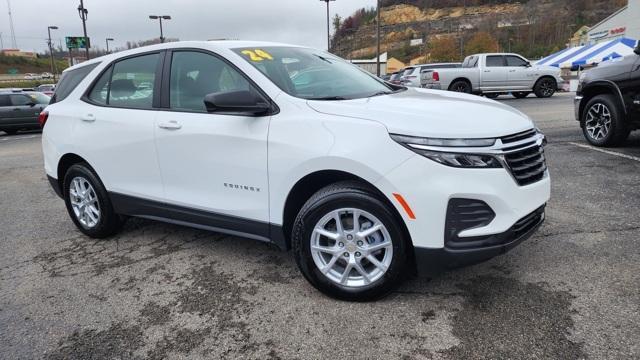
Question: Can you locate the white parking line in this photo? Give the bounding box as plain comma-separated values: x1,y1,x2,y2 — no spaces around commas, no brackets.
569,142,640,163
0,135,39,142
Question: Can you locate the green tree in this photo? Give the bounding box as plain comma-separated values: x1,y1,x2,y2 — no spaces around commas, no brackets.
332,14,342,34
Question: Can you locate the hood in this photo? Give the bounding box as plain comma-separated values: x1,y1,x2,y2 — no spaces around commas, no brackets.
306,88,534,138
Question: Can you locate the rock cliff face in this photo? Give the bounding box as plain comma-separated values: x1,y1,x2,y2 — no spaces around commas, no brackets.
331,0,627,63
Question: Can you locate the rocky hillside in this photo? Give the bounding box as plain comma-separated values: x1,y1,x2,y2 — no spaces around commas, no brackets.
331,0,626,63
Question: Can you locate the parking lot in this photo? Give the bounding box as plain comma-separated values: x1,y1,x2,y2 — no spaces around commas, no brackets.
1,92,639,359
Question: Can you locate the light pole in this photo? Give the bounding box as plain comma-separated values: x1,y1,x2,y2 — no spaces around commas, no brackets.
376,0,381,77
47,26,58,79
319,0,335,51
149,15,171,43
77,0,90,60
105,38,113,53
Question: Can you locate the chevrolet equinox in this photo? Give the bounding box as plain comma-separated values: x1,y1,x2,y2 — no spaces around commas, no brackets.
42,41,550,300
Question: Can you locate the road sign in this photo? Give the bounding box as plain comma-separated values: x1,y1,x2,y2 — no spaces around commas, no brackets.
65,36,90,49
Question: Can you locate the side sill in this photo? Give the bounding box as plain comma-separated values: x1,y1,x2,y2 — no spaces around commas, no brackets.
109,192,287,250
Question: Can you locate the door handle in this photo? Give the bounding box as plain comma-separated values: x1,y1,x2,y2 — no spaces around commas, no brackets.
484,70,491,73
158,121,182,130
81,113,96,122
13,108,21,111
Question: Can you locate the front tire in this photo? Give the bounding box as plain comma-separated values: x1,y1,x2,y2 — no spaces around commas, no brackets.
3,129,18,135
292,181,408,301
484,93,500,99
533,78,556,98
581,94,629,147
63,163,123,238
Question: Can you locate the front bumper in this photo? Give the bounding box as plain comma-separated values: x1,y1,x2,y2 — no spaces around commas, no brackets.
413,205,545,275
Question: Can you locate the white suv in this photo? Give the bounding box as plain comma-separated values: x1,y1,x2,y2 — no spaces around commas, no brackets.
42,41,550,300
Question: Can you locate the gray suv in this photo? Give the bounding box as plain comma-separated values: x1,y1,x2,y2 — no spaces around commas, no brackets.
0,91,50,135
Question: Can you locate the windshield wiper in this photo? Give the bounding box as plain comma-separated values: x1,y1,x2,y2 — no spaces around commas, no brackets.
368,90,394,97
307,96,348,101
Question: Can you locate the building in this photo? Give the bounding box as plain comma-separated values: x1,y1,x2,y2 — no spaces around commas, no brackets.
0,49,38,58
569,26,591,47
350,52,388,75
587,0,640,44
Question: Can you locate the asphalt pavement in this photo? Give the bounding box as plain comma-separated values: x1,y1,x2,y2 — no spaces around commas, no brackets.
1,92,638,359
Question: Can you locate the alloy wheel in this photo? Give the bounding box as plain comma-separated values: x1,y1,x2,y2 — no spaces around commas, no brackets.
585,103,612,141
539,80,555,97
69,176,101,228
310,208,393,288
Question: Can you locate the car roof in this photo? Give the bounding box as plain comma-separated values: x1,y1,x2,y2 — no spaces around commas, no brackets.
63,40,304,73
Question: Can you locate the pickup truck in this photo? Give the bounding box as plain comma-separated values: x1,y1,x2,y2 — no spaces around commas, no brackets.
421,53,563,99
575,43,640,147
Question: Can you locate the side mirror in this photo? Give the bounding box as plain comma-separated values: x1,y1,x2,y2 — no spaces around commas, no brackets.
635,43,640,55
524,61,532,67
204,90,271,116
28,102,37,107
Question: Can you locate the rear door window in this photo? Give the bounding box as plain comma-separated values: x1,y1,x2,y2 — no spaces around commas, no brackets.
50,63,99,104
486,56,505,67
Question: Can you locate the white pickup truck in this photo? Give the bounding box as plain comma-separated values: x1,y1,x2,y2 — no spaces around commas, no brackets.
421,53,564,99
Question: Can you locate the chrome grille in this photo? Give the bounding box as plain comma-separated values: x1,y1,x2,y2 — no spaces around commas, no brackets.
501,130,547,186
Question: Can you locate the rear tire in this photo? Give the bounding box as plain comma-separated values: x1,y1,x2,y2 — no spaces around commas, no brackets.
512,92,530,99
533,78,556,98
3,129,18,135
581,94,629,147
449,80,472,94
63,163,124,238
485,93,500,99
292,181,409,301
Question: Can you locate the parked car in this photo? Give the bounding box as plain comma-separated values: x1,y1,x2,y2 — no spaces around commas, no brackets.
23,73,42,80
388,71,403,85
42,41,549,300
0,90,50,135
575,43,640,146
400,63,461,87
35,84,56,96
421,53,563,98
41,72,54,79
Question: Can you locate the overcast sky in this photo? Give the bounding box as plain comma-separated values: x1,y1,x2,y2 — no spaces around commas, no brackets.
1,0,377,53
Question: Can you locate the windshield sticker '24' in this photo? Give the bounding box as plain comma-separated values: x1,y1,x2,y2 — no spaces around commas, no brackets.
241,49,274,62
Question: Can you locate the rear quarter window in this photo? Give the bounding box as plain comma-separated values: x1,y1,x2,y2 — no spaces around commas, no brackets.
50,63,100,104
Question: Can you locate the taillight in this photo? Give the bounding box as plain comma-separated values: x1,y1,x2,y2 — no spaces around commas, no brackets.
432,71,440,82
38,111,49,128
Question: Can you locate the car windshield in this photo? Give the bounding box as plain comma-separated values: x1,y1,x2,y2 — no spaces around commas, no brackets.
233,46,398,100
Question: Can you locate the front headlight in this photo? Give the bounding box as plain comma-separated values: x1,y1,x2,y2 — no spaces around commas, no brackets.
390,134,503,168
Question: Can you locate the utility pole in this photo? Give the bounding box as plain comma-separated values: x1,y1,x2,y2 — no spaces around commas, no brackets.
0,32,3,50
319,0,335,51
6,0,17,48
376,0,381,77
78,0,90,60
47,26,58,80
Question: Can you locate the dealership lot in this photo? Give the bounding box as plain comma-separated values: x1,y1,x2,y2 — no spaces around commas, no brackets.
1,93,639,359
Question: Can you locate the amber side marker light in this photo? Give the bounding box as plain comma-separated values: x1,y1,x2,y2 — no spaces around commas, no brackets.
392,193,416,220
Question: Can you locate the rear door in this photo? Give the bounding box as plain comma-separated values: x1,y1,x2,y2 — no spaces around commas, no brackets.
480,55,509,90
75,52,165,201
